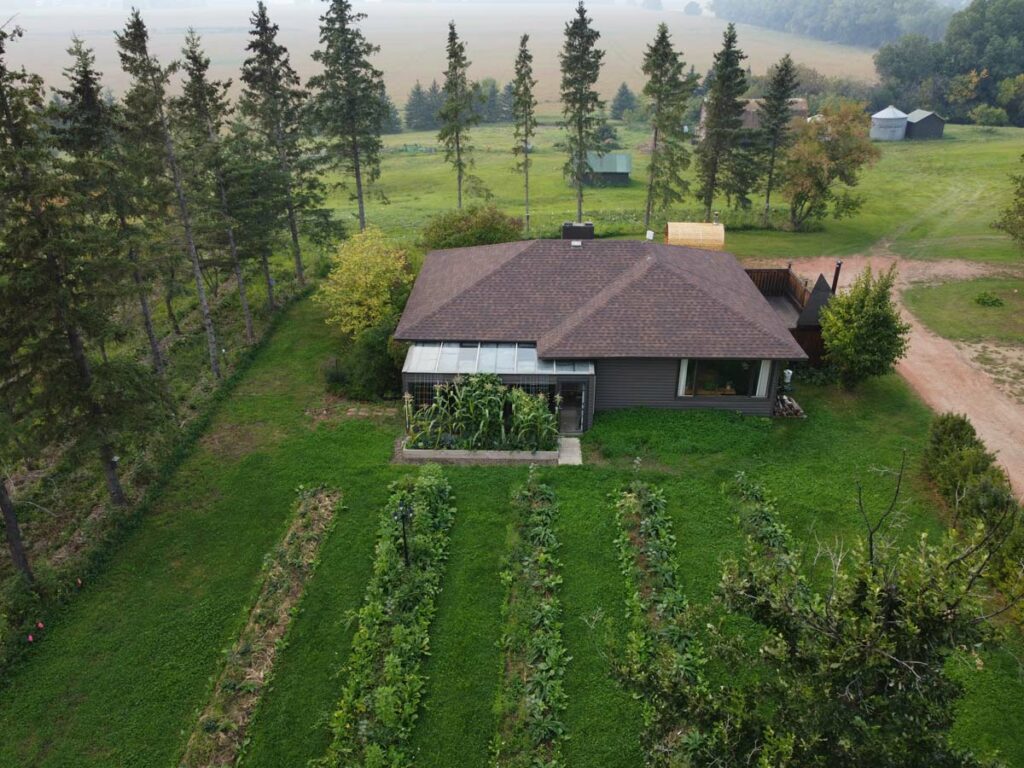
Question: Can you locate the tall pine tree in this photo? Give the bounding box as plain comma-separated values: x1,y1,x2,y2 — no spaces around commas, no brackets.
511,34,537,234
695,23,747,220
175,31,255,343
438,21,479,209
642,23,695,230
117,10,222,379
758,53,799,222
560,1,605,224
308,0,386,232
239,1,314,284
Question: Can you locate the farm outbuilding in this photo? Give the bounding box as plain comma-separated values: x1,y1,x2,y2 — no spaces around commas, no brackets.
584,152,631,185
905,109,945,139
665,222,725,251
870,105,908,141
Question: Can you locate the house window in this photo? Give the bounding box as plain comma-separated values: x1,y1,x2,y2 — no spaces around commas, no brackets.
678,359,771,398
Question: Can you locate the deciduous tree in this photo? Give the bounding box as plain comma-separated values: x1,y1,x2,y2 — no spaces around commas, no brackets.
820,266,910,388
782,100,880,230
560,1,605,223
994,152,1024,255
315,228,412,337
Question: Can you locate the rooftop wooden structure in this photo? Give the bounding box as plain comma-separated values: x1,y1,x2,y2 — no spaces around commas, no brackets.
664,222,725,251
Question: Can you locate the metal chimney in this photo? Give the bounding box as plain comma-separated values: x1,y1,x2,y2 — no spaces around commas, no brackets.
831,260,843,294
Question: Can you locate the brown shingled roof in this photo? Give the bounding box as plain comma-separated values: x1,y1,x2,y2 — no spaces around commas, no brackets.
395,240,807,361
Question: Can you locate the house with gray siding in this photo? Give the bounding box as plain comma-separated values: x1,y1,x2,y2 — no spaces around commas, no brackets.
395,239,807,432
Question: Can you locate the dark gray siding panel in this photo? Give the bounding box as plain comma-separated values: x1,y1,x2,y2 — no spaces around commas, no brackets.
594,358,777,417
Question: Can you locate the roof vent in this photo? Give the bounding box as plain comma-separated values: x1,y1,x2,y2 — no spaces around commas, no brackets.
570,239,583,248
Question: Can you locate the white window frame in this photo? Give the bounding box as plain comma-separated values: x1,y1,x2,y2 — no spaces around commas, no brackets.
755,360,771,399
677,359,690,397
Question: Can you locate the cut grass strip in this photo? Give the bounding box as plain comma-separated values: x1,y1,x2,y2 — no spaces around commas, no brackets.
491,473,569,766
179,486,340,767
315,465,455,767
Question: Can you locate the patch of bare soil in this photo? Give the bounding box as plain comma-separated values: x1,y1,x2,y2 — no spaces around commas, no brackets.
963,342,1024,405
178,488,339,768
306,394,398,426
768,250,1024,496
199,421,282,461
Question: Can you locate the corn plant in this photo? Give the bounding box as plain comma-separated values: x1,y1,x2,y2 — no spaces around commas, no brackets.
407,374,558,451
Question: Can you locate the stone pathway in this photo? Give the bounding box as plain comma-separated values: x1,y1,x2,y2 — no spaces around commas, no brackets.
558,437,583,466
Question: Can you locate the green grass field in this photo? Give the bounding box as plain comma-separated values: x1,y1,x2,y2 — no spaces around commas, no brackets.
339,122,1024,265
2,299,1021,767
904,278,1024,344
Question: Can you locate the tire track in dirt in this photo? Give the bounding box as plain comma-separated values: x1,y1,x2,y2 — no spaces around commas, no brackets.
753,250,1024,496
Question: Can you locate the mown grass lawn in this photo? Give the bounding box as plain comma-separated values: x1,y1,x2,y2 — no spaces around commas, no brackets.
339,123,1024,264
904,277,1024,344
1,298,1022,767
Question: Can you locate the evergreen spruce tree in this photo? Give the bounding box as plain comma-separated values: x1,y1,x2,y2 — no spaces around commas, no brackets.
308,0,386,232
757,53,799,221
1,26,155,510
117,10,222,379
239,1,317,283
641,23,695,230
511,34,537,234
695,23,747,220
175,30,255,343
426,79,445,128
610,81,637,119
405,80,428,129
499,81,515,122
438,21,479,209
381,92,402,134
57,37,167,375
560,1,605,224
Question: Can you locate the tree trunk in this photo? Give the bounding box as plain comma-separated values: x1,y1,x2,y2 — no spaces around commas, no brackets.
275,133,305,285
763,143,777,226
261,247,276,310
158,106,221,380
165,277,182,336
455,131,463,210
212,159,254,344
575,122,584,223
1,479,33,585
524,142,530,236
130,250,164,374
644,123,660,231
352,138,366,231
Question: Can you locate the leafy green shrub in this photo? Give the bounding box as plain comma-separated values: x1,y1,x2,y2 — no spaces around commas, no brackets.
317,465,455,767
969,104,1009,126
341,322,404,400
406,374,558,451
974,290,1004,307
492,471,569,766
419,205,523,250
923,412,981,476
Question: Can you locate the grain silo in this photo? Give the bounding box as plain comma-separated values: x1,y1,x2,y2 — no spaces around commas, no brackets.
870,105,908,141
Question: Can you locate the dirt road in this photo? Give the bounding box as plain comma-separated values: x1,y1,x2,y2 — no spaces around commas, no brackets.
755,251,1024,496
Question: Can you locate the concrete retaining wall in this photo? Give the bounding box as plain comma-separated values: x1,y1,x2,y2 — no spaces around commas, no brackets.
397,442,559,466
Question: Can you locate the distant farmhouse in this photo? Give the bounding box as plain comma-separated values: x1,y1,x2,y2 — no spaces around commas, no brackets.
584,152,632,186
905,109,946,139
697,98,809,139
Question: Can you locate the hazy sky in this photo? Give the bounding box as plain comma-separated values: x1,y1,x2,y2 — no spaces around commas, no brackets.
1,1,876,107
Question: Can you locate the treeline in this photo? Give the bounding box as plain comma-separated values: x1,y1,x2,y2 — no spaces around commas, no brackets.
404,77,513,131
710,0,956,48
0,0,399,612
876,0,1024,125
